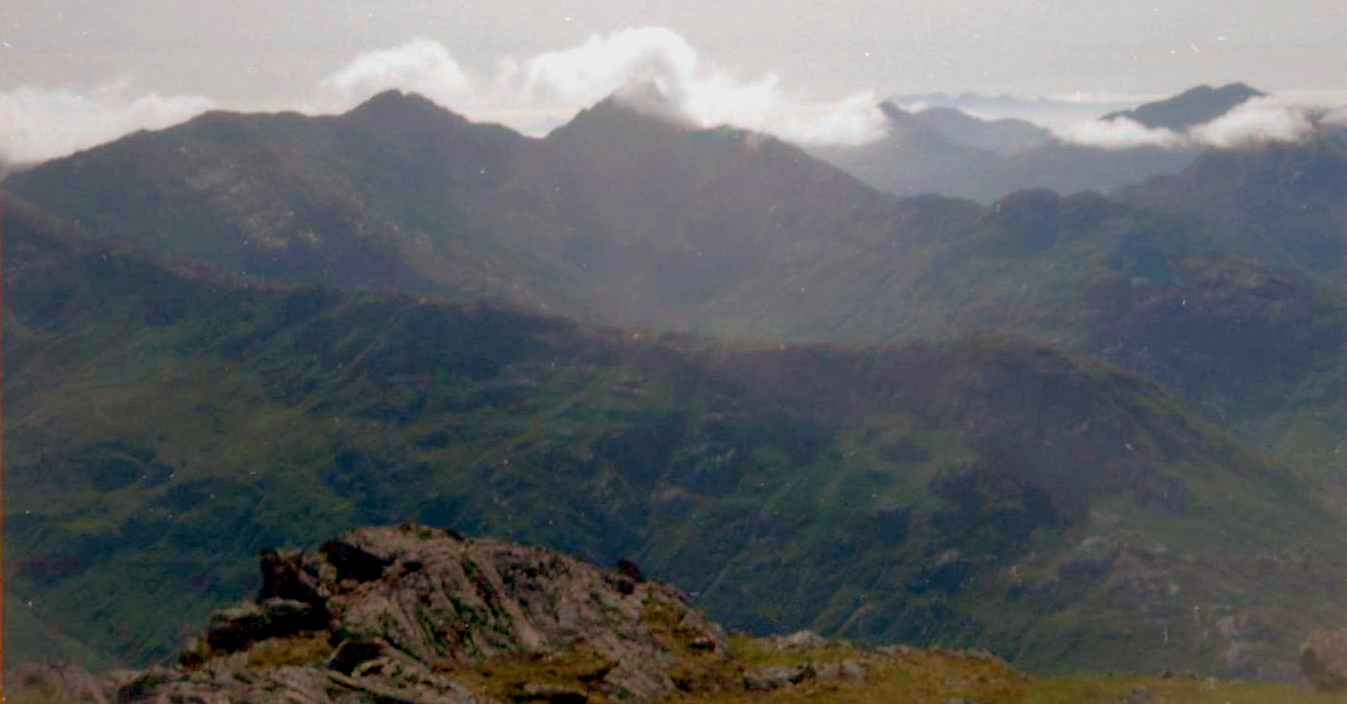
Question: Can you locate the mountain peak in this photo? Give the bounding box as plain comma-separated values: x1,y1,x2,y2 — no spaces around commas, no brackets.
547,82,694,143
1102,82,1266,131
345,89,470,127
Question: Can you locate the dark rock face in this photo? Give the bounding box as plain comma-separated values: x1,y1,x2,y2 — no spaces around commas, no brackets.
121,525,728,703
203,599,328,653
1301,627,1347,692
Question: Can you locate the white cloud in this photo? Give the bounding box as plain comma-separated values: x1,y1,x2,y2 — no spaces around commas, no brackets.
8,29,1342,164
312,28,887,146
1054,115,1182,150
318,37,474,109
513,27,699,108
0,80,213,164
1188,96,1316,147
1054,95,1332,151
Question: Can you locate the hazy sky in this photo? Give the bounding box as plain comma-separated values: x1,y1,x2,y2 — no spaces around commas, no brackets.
3,1,1345,161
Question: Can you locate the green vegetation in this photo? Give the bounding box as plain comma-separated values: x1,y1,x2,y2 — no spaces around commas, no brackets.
2,94,1345,690
4,202,1344,682
244,631,334,669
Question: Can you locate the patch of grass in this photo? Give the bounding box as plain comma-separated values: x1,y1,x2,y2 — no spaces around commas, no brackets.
447,640,620,703
244,631,334,669
664,646,1027,703
1023,674,1344,704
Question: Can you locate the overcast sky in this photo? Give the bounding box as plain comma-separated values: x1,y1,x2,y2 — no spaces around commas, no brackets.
3,1,1345,161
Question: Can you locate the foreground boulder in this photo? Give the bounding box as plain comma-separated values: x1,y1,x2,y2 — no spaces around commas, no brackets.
1301,627,1347,692
133,524,729,703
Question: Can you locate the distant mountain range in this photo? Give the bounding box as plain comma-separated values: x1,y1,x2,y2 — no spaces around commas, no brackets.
4,83,1346,679
812,83,1284,203
6,86,1343,472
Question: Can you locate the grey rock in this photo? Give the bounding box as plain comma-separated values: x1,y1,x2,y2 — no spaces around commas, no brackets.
509,681,590,702
814,659,866,682
1301,626,1347,692
115,524,721,703
773,630,829,652
744,664,815,691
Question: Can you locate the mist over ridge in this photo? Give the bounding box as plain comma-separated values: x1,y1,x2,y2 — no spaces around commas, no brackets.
5,27,1345,166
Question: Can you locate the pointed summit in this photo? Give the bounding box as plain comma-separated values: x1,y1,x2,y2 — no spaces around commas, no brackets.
547,81,694,145
344,89,471,129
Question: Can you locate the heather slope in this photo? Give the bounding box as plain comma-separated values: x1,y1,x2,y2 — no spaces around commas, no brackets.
5,202,1344,679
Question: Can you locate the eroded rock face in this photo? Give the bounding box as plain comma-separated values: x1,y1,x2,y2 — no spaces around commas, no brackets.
1301,627,1347,692
125,524,728,703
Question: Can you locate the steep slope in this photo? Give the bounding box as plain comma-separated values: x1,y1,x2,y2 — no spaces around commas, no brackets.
2,90,919,331
1102,83,1265,131
7,87,1344,476
5,201,1344,679
514,95,910,325
1118,134,1347,280
4,90,1342,484
0,91,591,312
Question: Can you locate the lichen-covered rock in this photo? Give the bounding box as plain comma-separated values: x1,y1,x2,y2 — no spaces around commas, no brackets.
814,659,866,683
771,630,830,653
116,524,724,703
25,525,1031,704
1301,627,1347,692
743,664,815,691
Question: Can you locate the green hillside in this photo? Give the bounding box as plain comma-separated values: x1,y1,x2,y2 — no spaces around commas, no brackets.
5,201,1343,678
6,95,1342,483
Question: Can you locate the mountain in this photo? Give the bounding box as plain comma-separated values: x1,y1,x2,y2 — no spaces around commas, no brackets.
811,101,1198,203
2,90,913,330
896,105,1052,154
1118,133,1347,280
1102,83,1265,131
815,84,1277,204
5,199,1345,679
6,89,1343,476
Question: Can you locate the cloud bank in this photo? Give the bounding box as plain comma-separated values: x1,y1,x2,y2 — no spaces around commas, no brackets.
1056,96,1321,150
4,29,1343,164
0,81,214,164
317,28,887,146
2,28,888,164
319,37,475,109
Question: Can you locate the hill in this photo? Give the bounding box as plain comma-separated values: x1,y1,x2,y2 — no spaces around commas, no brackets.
1102,83,1265,131
7,88,1345,479
810,100,1199,203
6,87,1344,493
5,200,1345,679
813,84,1285,204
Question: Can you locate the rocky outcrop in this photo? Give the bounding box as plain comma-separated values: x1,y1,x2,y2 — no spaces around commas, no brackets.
1301,627,1347,692
126,524,730,703
14,525,1033,703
